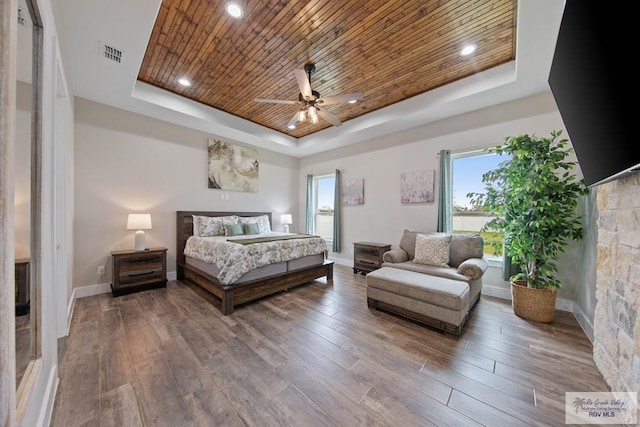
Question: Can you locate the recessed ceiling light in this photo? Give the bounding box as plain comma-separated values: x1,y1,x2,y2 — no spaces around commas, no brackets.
287,124,296,130
460,44,477,56
225,1,244,19
178,78,191,87
348,99,358,104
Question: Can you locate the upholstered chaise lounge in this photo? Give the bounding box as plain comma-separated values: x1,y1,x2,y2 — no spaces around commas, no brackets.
366,230,487,335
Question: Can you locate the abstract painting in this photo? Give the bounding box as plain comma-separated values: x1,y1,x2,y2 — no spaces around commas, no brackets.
208,138,259,192
342,178,364,206
400,169,434,203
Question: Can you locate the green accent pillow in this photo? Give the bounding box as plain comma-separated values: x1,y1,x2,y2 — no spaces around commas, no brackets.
224,223,244,237
243,223,260,235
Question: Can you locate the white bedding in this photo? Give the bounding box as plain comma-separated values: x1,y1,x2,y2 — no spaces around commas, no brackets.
183,232,328,285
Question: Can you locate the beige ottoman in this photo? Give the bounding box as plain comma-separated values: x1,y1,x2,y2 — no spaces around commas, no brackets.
367,267,471,335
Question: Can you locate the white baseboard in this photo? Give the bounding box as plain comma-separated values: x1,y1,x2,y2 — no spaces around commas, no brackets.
482,284,512,300
573,303,594,343
482,284,574,313
555,297,575,313
37,365,58,427
74,282,112,299
73,271,177,300
328,256,351,268
66,289,76,337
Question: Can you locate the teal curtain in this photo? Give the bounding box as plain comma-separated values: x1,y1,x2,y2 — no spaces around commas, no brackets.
332,169,341,252
437,149,452,233
305,174,313,234
502,252,521,281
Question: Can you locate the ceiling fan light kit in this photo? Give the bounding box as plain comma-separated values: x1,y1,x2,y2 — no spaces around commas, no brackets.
255,63,363,131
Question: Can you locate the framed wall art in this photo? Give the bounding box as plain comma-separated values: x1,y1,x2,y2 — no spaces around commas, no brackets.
400,169,434,203
342,178,364,206
208,138,259,192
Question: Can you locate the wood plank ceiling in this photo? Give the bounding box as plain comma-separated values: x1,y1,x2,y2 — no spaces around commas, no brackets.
138,0,517,138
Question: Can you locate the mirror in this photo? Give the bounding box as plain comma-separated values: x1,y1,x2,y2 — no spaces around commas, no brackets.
14,0,42,398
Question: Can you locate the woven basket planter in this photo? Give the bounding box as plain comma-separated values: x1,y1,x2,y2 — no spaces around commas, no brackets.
511,280,557,323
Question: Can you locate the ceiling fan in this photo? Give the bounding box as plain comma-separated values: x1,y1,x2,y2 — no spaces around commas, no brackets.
254,63,363,130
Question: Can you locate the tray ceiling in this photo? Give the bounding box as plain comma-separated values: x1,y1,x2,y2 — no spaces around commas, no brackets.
138,0,517,138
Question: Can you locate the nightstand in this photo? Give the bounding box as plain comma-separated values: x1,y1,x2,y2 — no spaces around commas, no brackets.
111,247,167,296
353,242,391,274
15,258,30,316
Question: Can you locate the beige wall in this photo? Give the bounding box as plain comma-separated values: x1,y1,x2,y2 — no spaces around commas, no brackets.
300,92,588,303
73,97,299,288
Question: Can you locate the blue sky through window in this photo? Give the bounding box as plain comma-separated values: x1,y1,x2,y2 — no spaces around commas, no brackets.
317,176,335,210
453,153,506,209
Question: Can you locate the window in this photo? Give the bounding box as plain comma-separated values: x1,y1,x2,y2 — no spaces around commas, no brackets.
312,175,335,240
452,150,507,258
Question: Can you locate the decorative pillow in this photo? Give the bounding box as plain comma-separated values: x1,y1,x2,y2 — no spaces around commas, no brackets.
239,215,271,234
192,215,200,237
224,223,244,237
197,215,239,237
413,233,452,268
243,223,260,235
398,229,431,260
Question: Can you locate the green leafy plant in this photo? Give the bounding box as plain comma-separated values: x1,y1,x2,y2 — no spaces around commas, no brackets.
468,130,589,289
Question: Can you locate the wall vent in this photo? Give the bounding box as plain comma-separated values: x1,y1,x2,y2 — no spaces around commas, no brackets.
100,42,124,64
17,8,26,26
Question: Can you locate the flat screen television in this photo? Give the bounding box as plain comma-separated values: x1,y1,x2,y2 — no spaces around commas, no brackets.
548,0,638,187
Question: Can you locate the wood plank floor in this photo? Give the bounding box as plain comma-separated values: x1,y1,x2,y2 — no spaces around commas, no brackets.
51,265,608,426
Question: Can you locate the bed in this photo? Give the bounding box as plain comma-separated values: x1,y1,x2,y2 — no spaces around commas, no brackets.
176,211,333,314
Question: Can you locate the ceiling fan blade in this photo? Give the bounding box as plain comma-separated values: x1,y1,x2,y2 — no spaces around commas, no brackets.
317,108,342,127
254,98,299,105
317,93,363,105
295,69,313,99
287,112,299,129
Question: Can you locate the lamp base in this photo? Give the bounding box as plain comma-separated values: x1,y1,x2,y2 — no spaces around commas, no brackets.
134,230,146,251
283,224,289,233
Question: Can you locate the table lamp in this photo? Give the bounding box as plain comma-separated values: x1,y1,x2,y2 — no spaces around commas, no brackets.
127,213,152,251
280,214,292,233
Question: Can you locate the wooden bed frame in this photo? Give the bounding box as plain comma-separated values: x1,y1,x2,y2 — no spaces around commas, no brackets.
176,211,333,315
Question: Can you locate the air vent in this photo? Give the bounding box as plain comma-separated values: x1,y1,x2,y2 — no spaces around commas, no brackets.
17,8,26,26
99,42,124,64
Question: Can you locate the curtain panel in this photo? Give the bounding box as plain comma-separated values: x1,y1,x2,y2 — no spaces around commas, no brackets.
437,149,452,233
305,174,313,234
332,169,341,252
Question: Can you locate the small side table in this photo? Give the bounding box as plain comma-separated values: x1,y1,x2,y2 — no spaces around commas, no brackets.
111,247,167,296
353,242,391,274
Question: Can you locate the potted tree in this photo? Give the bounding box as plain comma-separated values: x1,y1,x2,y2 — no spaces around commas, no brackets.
468,130,589,322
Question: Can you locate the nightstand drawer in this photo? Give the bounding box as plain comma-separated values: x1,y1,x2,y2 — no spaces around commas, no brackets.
353,242,391,274
117,263,164,286
118,252,163,265
355,247,381,257
111,247,167,296
355,259,378,270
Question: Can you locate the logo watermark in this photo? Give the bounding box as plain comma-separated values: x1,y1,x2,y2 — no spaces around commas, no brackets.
566,392,637,424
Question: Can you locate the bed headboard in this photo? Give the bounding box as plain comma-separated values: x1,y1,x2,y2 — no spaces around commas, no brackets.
176,211,272,271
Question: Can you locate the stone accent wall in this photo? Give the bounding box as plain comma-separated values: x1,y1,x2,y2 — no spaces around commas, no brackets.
594,171,640,394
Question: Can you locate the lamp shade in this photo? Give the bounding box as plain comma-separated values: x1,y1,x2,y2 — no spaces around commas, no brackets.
127,214,152,230
280,214,292,225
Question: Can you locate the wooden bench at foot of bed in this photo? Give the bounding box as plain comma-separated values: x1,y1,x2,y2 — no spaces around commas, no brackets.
178,260,334,315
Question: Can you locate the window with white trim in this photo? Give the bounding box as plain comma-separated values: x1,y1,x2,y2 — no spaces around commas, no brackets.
312,174,335,240
452,150,507,259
